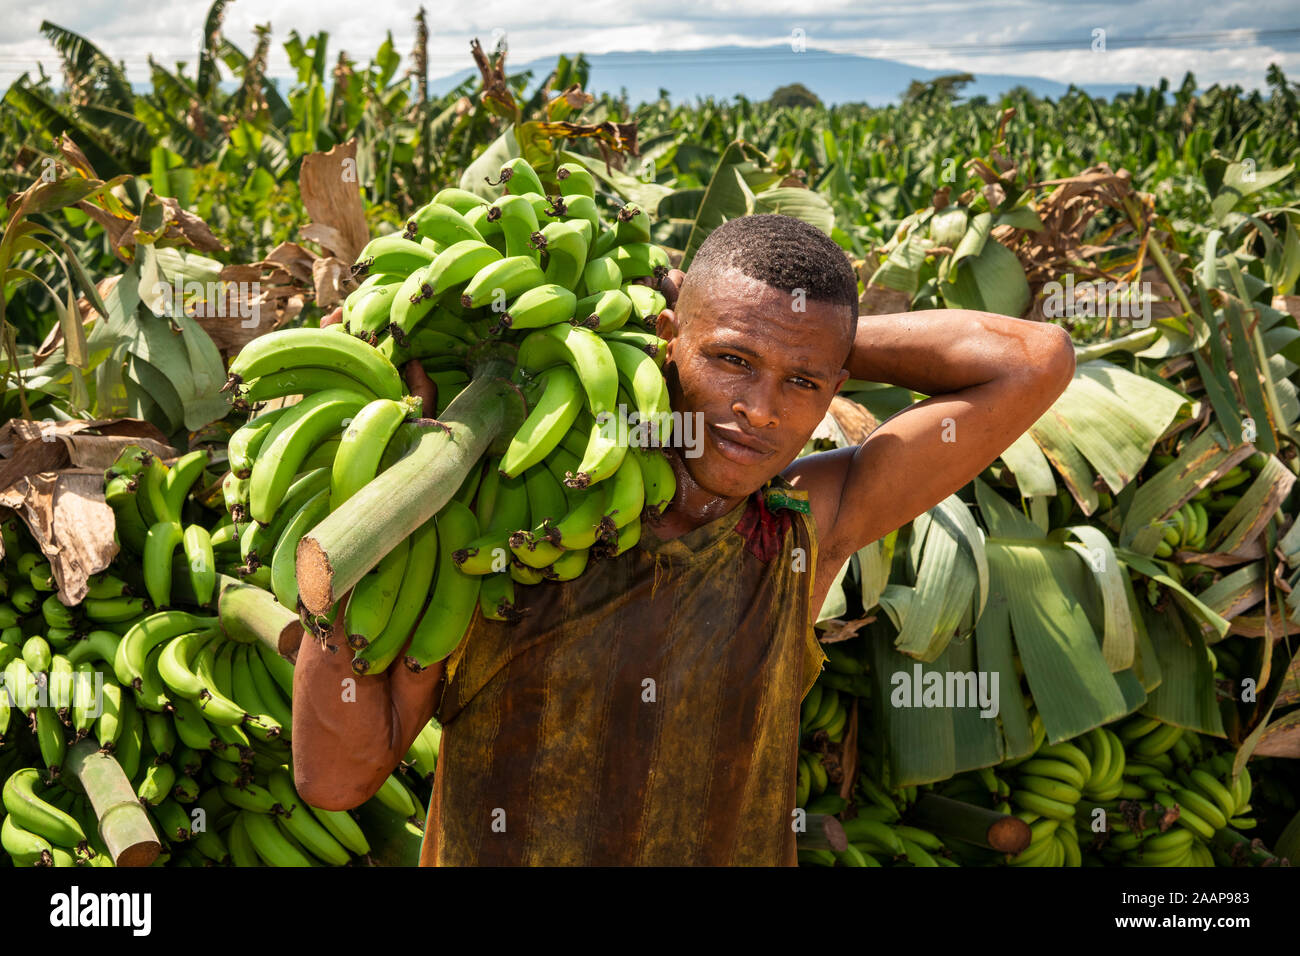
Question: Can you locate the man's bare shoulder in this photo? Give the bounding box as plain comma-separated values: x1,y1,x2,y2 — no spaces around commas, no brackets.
781,446,857,556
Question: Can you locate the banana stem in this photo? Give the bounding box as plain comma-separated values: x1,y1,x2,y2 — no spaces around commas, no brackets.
296,357,524,616
794,813,848,852
910,791,1031,853
64,739,161,867
216,573,305,661
1211,827,1290,866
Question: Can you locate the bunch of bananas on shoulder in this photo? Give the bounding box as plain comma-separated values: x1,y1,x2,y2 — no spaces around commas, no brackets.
219,157,678,677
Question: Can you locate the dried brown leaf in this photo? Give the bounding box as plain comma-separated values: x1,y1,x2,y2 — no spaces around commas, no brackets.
299,140,369,263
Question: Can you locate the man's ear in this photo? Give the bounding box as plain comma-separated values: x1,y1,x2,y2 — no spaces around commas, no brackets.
833,367,850,394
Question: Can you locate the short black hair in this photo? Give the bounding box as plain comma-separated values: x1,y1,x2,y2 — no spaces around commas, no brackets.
685,214,859,327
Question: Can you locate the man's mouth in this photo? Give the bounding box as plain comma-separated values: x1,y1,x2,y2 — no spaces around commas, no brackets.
707,423,777,465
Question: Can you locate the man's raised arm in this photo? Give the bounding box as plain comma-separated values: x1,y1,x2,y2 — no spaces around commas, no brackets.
785,308,1075,609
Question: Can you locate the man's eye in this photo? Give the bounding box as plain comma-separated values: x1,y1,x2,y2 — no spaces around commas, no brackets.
720,353,748,367
790,377,816,389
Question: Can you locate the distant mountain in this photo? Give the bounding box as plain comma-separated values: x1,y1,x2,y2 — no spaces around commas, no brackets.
430,44,1141,106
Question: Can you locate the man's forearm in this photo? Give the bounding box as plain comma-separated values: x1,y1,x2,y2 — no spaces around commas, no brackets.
848,309,1071,396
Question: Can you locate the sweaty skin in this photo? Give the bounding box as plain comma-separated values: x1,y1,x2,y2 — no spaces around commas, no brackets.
293,264,1075,810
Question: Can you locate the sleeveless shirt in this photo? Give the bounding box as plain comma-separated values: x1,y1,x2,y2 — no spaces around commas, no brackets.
418,475,828,866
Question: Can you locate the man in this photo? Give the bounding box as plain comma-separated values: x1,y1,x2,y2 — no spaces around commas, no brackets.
294,213,1075,866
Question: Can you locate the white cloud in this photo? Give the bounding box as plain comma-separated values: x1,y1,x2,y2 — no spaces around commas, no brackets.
0,0,1294,92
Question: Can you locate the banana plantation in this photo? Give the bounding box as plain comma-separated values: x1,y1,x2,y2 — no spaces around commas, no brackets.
0,3,1298,870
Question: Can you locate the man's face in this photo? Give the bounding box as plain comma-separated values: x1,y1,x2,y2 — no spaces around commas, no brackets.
656,267,854,499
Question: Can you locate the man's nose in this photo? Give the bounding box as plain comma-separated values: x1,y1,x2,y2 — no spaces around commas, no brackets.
732,378,781,429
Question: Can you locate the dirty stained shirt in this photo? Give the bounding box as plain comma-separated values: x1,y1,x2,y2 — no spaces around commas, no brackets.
419,476,827,866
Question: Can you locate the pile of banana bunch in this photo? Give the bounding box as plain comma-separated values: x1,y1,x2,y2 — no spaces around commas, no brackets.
795,681,852,811
933,712,1266,867
997,714,1092,867
221,156,678,675
797,676,956,868
1085,715,1257,867
0,760,113,867
1,501,439,866
799,763,955,868
100,444,251,610
179,759,423,867
1,604,435,867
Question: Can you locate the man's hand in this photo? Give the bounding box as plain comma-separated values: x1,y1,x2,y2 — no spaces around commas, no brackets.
660,268,686,310
405,360,437,414
321,306,343,327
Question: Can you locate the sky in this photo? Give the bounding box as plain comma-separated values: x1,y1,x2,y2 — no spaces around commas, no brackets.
1,0,1297,95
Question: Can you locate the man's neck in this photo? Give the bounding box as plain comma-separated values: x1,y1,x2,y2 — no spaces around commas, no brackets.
643,447,750,542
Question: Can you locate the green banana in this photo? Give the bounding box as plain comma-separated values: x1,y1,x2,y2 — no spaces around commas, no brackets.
1019,757,1087,791
330,397,417,511
405,201,485,247
461,255,546,310
248,389,369,524
227,643,282,740
228,409,293,480
352,517,437,675
243,643,292,736
3,767,86,847
613,204,652,244
226,328,404,402
162,450,208,520
114,610,219,688
347,280,405,338
105,474,149,553
537,220,589,290
308,804,370,856
545,468,613,551
137,454,171,527
608,340,671,446
353,234,436,277
432,187,489,215
384,265,440,340
35,706,67,774
267,766,351,865
454,470,528,575
487,194,542,261
344,537,411,650
41,593,76,629
478,569,517,623
181,524,216,606
255,641,295,701
156,628,245,724
2,814,54,866
241,809,315,866
600,329,665,367
426,240,504,298
143,521,184,608
270,488,331,612
500,366,584,477
573,289,632,332
493,157,546,196
624,283,668,328
498,283,577,332
582,255,623,295
403,501,482,671
136,763,176,806
555,162,595,198
1019,774,1082,805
